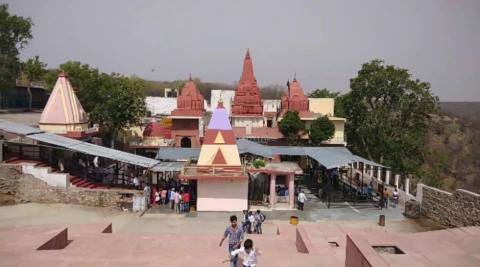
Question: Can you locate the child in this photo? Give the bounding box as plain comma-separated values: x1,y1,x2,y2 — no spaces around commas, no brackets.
230,239,260,267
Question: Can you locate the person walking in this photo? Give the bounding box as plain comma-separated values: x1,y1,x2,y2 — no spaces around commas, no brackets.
182,190,190,213
392,188,399,208
143,184,151,208
383,188,389,209
174,190,181,213
169,188,175,210
297,190,307,211
219,215,244,267
230,239,261,267
248,211,255,234
254,210,265,234
160,188,167,205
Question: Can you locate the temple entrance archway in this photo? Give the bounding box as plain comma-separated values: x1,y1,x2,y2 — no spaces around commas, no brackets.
180,137,192,148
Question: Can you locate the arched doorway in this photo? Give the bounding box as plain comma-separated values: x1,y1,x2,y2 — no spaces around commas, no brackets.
180,137,192,148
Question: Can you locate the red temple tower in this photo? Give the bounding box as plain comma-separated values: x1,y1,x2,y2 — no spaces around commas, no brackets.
171,77,205,148
231,50,264,128
231,50,263,115
280,78,313,119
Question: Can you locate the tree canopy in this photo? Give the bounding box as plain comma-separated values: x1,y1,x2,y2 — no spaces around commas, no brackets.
21,55,46,110
48,61,146,147
0,4,33,92
279,110,305,145
309,116,335,145
309,88,341,98
342,60,438,176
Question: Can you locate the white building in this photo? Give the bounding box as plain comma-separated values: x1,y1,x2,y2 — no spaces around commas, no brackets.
263,99,281,112
208,90,235,114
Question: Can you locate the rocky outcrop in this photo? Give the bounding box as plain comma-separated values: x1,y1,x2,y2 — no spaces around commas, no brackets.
404,199,421,219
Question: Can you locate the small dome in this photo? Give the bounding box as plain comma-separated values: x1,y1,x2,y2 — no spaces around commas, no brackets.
143,122,171,139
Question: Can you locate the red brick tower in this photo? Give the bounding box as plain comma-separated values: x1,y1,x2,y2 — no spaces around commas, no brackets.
231,50,263,115
171,77,205,148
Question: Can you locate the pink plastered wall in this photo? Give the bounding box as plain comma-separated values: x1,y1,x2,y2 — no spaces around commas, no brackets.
197,179,248,211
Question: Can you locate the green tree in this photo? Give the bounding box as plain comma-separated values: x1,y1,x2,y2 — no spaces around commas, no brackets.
342,60,438,176
279,110,305,145
309,88,341,98
309,116,335,145
91,75,146,148
22,55,46,110
0,4,33,104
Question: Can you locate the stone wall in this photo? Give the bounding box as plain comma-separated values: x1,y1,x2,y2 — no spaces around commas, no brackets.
419,184,480,227
0,165,143,209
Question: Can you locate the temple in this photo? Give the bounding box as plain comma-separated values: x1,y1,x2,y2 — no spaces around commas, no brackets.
180,102,248,211
280,78,314,119
38,71,97,139
231,50,265,129
170,77,205,148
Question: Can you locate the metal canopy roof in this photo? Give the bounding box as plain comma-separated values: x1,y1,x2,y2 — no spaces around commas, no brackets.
238,139,384,169
155,138,384,170
0,120,159,168
150,161,186,172
0,120,44,136
156,147,200,161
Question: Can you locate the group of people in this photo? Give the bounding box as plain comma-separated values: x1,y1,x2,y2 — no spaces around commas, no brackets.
382,187,399,208
241,210,266,234
153,187,191,213
220,215,261,267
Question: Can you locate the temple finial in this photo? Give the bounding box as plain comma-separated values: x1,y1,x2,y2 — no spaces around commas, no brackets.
245,48,250,58
58,70,67,78
293,70,297,81
189,72,192,81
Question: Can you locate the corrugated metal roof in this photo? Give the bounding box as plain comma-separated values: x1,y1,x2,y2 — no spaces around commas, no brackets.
156,147,200,160
151,161,186,172
0,119,44,135
0,120,159,168
28,133,159,168
238,139,384,169
156,139,384,169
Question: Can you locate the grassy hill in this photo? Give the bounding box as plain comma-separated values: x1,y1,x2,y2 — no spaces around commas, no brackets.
420,102,480,193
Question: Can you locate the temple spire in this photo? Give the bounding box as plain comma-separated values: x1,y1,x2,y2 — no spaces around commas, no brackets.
241,49,255,81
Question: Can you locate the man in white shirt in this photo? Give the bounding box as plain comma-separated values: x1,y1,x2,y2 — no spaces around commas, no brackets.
133,176,139,189
230,239,260,267
297,190,307,211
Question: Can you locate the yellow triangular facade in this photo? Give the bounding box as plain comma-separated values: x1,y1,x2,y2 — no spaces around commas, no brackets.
214,132,225,144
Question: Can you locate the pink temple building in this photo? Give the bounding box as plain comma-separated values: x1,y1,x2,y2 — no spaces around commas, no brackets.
180,102,248,211
170,77,205,148
38,71,97,139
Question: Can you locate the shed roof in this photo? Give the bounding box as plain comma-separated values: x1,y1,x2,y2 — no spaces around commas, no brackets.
0,120,159,168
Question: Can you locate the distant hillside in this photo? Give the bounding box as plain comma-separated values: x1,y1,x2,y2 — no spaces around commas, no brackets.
439,102,480,128
420,102,480,193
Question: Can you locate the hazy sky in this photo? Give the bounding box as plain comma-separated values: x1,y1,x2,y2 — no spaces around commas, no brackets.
4,0,480,101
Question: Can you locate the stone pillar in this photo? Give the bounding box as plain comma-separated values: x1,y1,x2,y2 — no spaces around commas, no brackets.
288,173,295,209
269,173,276,208
368,166,373,177
395,174,400,188
377,168,382,181
405,178,410,195
362,164,366,175
385,170,391,185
